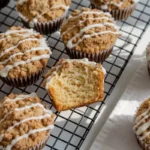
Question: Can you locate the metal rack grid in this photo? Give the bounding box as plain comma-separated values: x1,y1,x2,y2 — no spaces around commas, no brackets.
0,0,150,150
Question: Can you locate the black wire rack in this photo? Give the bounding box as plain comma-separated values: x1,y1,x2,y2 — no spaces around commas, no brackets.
0,0,150,150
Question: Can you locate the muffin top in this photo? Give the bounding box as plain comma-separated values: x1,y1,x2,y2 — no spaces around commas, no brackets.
17,0,71,23
91,0,135,10
0,92,55,150
43,58,105,111
133,99,150,144
61,8,120,54
0,26,51,78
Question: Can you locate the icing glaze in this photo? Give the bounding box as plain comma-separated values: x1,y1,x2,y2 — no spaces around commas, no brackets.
0,94,54,150
45,58,106,89
66,22,119,48
134,107,150,141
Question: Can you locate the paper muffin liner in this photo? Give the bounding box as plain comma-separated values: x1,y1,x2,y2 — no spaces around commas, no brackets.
0,0,10,9
66,47,113,63
136,136,150,150
28,131,50,150
91,1,136,21
0,69,44,87
18,10,67,35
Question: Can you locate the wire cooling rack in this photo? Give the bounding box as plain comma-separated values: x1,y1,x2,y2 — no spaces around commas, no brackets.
0,0,150,150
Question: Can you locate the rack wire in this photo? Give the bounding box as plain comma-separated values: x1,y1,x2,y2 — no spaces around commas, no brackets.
0,0,150,150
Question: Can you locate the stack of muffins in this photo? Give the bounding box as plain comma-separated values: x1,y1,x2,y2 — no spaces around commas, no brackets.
0,0,139,149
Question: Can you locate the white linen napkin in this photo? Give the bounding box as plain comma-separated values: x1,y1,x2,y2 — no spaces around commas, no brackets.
90,59,150,150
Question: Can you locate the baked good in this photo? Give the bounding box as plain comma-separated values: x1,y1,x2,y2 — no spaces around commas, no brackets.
16,0,71,34
0,26,51,87
90,0,136,20
61,7,120,63
0,92,55,150
146,43,150,76
133,98,150,150
0,0,10,9
43,58,106,111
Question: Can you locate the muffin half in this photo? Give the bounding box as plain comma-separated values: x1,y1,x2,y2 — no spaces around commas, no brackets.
0,92,55,149
90,0,136,20
0,26,51,87
16,0,71,34
133,98,150,150
61,8,120,63
43,58,106,111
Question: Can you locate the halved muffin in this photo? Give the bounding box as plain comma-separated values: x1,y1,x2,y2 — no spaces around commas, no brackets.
43,58,106,111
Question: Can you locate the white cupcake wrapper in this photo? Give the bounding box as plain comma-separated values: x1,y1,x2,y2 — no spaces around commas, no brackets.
18,9,69,34
91,1,136,21
66,47,113,63
28,131,51,150
0,69,44,87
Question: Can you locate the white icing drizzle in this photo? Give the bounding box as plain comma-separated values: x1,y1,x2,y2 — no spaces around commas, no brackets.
0,93,54,150
0,54,50,77
45,58,106,89
5,124,54,150
0,92,37,108
134,107,150,141
66,22,119,49
62,17,114,36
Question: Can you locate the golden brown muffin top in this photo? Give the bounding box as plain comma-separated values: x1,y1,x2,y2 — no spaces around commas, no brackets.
17,0,71,23
134,99,150,144
0,92,55,150
61,8,120,54
43,58,105,111
91,0,135,10
0,26,51,79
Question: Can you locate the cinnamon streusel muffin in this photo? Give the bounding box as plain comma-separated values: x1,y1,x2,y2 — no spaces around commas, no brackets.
43,58,106,111
17,0,71,34
133,98,150,150
61,8,120,63
91,0,137,20
0,26,51,87
0,92,55,150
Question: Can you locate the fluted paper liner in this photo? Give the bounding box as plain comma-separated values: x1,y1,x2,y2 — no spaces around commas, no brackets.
91,1,136,21
66,47,113,63
18,11,67,35
0,69,44,87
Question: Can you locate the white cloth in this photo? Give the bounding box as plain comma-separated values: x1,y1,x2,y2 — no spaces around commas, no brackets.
90,60,150,150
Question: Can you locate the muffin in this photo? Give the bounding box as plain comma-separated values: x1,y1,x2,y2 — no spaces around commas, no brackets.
16,0,71,34
43,58,106,111
90,0,136,20
146,43,150,75
0,0,10,9
0,26,51,87
61,8,120,63
133,98,150,150
0,92,55,150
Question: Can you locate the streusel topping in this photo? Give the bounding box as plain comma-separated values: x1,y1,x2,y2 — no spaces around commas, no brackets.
0,26,51,78
17,0,71,23
134,99,150,144
61,8,120,54
91,0,135,10
0,92,55,150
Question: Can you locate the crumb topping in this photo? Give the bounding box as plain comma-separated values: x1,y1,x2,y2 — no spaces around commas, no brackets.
0,26,51,78
91,0,135,10
43,58,105,111
0,93,55,150
134,99,150,144
61,8,120,54
17,0,71,22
